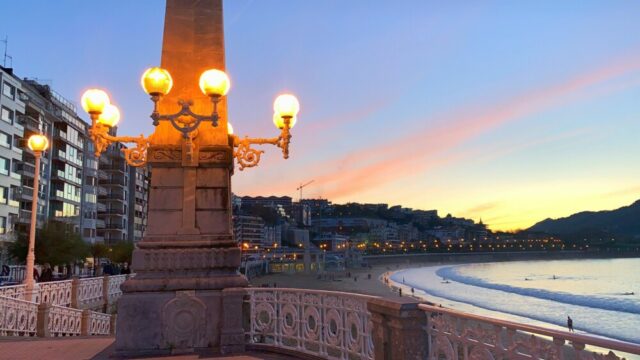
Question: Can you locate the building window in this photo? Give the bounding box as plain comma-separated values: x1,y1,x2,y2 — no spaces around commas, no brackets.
12,135,21,149
0,131,10,149
0,216,6,234
2,82,15,100
0,157,9,176
0,186,7,204
1,106,13,124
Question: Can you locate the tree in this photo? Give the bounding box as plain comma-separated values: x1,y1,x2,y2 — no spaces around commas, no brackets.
9,220,89,267
107,241,134,264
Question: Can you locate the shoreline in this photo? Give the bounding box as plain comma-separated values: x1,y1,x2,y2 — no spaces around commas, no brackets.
248,251,640,299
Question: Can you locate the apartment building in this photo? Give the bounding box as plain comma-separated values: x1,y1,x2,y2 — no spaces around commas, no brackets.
0,67,25,263
234,215,265,250
0,66,150,257
128,165,149,242
97,141,130,244
21,80,88,236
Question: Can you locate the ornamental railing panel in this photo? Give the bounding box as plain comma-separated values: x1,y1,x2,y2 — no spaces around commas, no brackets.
419,304,640,360
48,305,82,337
38,280,73,306
107,275,127,302
77,277,104,308
0,284,27,300
87,311,111,336
246,288,375,360
0,295,38,336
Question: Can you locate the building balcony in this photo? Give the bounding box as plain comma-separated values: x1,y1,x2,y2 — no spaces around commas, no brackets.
14,186,34,201
97,170,108,181
51,170,82,185
99,208,126,216
17,209,32,223
104,223,125,230
97,186,108,196
101,162,127,173
52,149,83,167
50,191,81,205
16,114,40,132
15,162,36,178
98,191,126,202
99,175,126,187
95,219,105,229
96,202,107,212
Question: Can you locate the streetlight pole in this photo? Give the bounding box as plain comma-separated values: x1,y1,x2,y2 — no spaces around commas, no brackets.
23,134,48,301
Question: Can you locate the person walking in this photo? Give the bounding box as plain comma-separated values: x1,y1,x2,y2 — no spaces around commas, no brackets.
120,262,131,275
39,263,53,282
567,316,574,332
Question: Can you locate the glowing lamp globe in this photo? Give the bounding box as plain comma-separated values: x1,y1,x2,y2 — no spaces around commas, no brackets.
81,89,110,115
98,104,121,127
273,113,297,129
199,69,230,97
273,94,300,118
141,67,173,96
28,134,49,152
227,122,234,135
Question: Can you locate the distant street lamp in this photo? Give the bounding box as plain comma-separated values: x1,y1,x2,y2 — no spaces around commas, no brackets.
23,134,49,301
82,67,299,168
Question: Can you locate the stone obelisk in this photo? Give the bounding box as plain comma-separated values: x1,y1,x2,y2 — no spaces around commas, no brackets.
115,0,247,355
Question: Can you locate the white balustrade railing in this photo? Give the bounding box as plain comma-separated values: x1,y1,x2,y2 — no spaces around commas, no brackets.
87,311,111,336
38,280,73,306
77,277,104,308
246,288,375,360
0,295,38,336
0,284,27,300
419,303,640,360
107,275,127,303
48,304,82,337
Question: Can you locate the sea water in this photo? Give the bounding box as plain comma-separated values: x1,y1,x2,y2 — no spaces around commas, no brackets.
389,258,640,344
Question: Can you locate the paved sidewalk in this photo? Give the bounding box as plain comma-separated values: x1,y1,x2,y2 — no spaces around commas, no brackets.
0,337,300,360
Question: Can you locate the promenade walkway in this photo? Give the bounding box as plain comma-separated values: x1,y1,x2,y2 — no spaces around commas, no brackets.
0,337,301,360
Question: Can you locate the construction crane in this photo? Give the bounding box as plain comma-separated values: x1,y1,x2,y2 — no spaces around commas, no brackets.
296,180,314,201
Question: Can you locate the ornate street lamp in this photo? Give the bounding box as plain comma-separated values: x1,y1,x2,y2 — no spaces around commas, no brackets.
23,134,49,301
82,67,299,169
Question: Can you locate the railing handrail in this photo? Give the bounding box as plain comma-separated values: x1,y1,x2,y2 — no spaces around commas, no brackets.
418,303,640,355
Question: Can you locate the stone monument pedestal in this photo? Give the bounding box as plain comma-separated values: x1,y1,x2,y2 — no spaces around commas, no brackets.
114,0,248,355
116,288,246,356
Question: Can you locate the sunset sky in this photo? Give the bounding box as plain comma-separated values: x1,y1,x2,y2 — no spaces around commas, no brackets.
1,1,639,230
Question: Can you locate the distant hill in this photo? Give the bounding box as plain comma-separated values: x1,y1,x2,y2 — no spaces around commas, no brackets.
528,200,640,240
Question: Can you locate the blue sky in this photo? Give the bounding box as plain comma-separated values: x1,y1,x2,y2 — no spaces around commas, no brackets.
1,0,639,229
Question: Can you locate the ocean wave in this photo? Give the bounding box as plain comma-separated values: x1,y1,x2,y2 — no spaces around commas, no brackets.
436,266,640,315
388,267,640,344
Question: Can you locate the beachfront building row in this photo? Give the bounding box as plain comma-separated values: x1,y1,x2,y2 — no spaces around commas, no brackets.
0,65,150,264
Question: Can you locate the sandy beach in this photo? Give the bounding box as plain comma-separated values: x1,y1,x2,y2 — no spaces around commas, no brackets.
247,261,431,299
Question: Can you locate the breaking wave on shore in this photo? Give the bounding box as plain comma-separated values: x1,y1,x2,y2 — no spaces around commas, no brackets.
389,258,640,344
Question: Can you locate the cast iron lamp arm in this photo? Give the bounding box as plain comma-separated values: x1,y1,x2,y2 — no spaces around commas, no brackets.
89,116,150,167
230,119,292,171
150,97,221,138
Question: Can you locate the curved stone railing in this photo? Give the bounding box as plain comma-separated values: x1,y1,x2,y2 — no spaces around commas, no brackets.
419,303,640,360
0,295,38,336
0,274,125,339
245,288,375,360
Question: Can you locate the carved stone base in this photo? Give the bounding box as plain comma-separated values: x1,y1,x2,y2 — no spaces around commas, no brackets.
114,288,246,357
